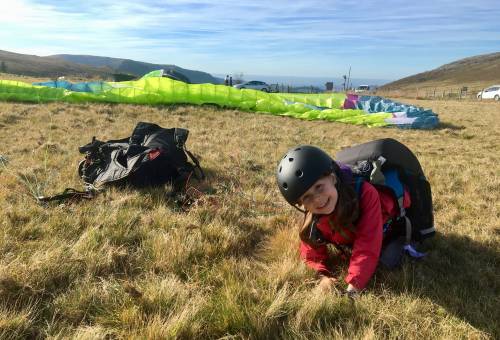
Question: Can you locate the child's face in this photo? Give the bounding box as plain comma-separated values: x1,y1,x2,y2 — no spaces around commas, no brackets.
299,174,338,215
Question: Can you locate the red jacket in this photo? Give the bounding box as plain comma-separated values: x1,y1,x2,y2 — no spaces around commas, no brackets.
299,182,411,290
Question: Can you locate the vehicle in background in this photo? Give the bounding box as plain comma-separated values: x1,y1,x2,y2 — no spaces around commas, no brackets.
233,80,270,92
355,85,372,93
477,85,500,100
267,84,281,93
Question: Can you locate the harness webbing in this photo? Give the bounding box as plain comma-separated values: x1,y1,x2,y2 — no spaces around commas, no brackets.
354,171,413,244
37,187,96,203
184,147,205,180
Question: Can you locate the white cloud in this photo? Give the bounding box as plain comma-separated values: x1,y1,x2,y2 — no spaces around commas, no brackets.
0,0,498,78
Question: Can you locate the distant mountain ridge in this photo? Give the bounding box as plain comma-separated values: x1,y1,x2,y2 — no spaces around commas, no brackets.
2,49,498,90
381,52,500,90
0,49,113,78
0,49,220,84
52,54,220,84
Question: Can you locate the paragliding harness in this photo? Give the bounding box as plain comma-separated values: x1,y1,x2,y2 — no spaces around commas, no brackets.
307,138,434,267
37,122,205,204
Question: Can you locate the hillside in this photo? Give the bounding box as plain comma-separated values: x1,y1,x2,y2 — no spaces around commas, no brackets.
53,54,221,84
381,52,500,90
0,50,221,84
0,50,113,79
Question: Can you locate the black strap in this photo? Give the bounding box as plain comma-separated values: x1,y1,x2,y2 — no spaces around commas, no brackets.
293,204,306,213
174,128,189,148
37,187,96,203
354,176,364,195
184,147,205,180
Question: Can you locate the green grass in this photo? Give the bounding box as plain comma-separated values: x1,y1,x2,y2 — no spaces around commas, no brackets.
0,100,499,339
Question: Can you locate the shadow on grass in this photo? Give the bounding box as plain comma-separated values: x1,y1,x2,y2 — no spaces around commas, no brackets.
379,233,499,338
135,167,228,211
435,121,466,130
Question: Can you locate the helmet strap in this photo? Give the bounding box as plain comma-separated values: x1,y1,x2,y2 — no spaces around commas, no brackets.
292,204,306,213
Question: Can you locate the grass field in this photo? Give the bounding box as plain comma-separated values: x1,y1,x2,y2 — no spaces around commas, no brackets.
0,98,499,339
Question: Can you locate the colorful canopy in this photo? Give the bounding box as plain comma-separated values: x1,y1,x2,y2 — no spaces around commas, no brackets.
0,76,439,129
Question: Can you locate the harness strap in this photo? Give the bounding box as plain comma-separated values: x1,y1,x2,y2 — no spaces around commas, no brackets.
399,198,405,217
174,128,189,148
37,187,96,203
184,147,205,180
404,216,412,245
354,176,364,195
355,172,412,244
328,217,353,243
419,226,436,236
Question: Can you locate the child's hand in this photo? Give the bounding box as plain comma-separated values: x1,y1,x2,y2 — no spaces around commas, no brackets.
318,275,338,292
346,283,361,299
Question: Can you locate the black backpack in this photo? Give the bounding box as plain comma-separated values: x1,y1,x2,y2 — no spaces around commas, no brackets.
78,122,203,188
335,138,435,244
37,122,204,203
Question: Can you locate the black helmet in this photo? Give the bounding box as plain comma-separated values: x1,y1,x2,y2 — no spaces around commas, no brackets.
276,145,338,206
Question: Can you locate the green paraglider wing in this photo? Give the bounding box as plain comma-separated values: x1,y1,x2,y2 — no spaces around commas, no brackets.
2,77,436,128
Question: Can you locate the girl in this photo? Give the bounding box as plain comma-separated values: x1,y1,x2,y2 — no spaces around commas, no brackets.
276,145,411,295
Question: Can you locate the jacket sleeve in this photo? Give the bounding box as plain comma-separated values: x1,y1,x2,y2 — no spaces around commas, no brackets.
345,183,383,290
299,241,331,276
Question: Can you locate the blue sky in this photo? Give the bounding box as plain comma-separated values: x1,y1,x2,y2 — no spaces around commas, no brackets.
1,0,499,81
